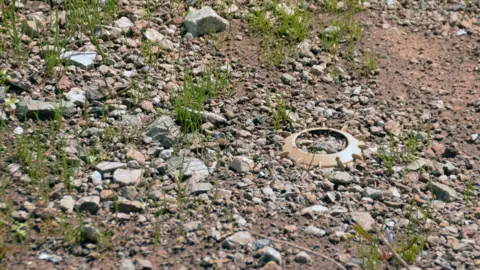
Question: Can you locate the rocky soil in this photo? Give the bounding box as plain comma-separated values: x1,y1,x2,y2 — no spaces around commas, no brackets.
0,0,479,269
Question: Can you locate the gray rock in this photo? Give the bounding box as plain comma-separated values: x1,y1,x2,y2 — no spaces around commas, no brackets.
223,231,255,249
59,195,75,211
443,162,459,175
122,186,138,200
327,171,351,184
230,156,254,173
350,212,376,232
281,73,294,85
23,20,39,37
136,259,153,270
39,253,63,263
159,149,173,160
158,39,174,51
165,156,209,182
81,224,99,243
118,200,144,213
119,259,135,270
189,182,213,195
253,239,272,251
295,251,311,263
311,64,326,75
145,116,181,148
83,84,107,101
114,17,133,29
202,111,227,125
90,171,102,185
386,0,397,9
183,221,202,232
184,6,229,37
300,205,329,216
16,100,75,120
66,88,86,106
363,187,382,200
456,29,467,37
304,225,326,237
259,247,282,266
143,28,164,42
113,169,142,186
75,196,100,214
430,182,457,202
11,210,29,221
61,51,97,70
406,158,444,175
94,25,121,40
95,161,127,173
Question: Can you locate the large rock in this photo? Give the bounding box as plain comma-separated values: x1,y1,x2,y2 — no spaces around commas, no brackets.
145,116,181,148
430,182,457,202
16,100,75,120
61,51,97,70
184,6,229,37
165,156,209,182
113,169,142,186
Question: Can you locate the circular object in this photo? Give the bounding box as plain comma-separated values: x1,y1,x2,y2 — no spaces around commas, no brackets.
282,128,364,168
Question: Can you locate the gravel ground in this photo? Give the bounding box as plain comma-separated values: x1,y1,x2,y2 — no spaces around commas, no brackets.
0,0,479,269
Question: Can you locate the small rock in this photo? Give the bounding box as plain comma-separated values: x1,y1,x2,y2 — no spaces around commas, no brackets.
189,182,213,195
145,116,181,148
259,247,282,266
75,196,100,214
230,156,254,173
223,231,255,249
126,149,146,165
350,212,376,232
165,156,209,182
430,182,457,202
113,169,142,186
143,28,164,42
119,259,135,270
304,225,326,237
281,73,294,85
136,259,153,270
295,251,311,263
327,171,351,184
114,17,133,29
66,88,86,106
118,200,144,213
61,51,97,70
363,187,382,200
59,196,75,211
90,171,102,185
300,205,329,216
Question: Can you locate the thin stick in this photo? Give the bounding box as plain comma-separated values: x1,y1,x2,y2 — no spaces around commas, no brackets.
374,226,410,270
250,232,347,270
